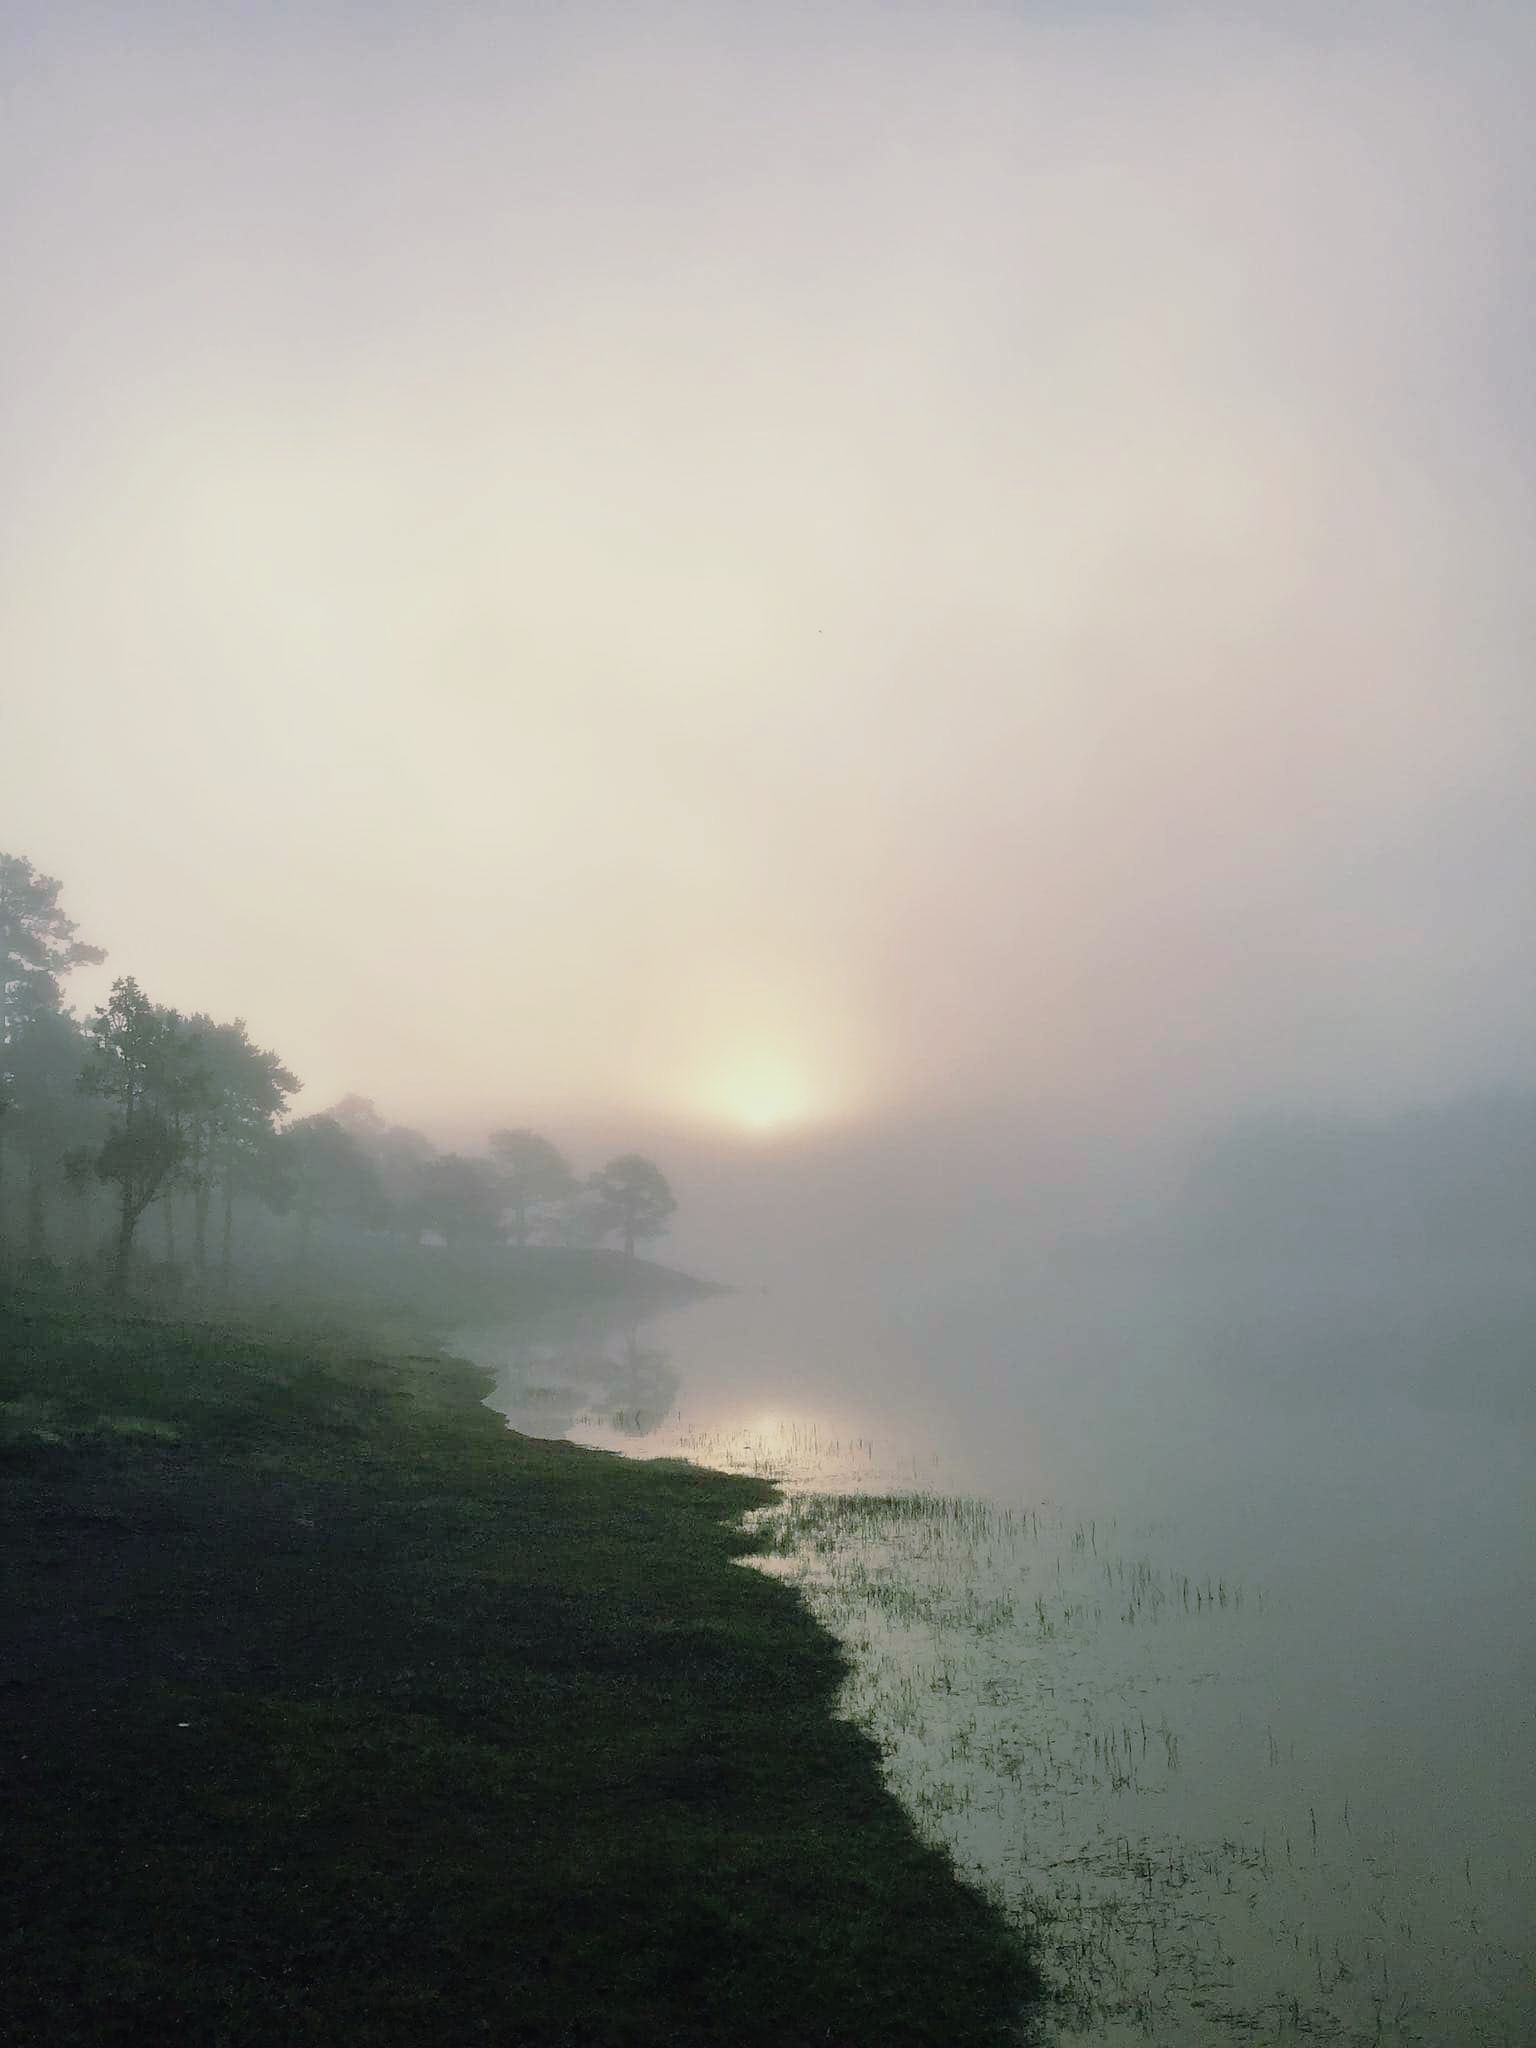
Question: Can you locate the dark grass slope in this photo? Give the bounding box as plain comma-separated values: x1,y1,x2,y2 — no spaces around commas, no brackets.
0,1294,1039,2046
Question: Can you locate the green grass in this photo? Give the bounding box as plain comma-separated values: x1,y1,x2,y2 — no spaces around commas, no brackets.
0,1288,1039,2046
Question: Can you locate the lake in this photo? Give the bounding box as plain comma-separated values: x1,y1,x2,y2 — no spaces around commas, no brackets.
464,1256,1535,2045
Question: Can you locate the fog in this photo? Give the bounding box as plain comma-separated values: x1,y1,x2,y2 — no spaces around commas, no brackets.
5,0,1536,1170
469,1099,1535,2041
7,8,1535,2033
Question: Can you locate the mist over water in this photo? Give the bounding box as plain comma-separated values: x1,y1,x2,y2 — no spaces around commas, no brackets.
471,1136,1536,2044
7,1,1536,2031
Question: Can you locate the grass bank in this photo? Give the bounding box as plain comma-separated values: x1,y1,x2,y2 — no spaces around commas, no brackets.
0,1287,1038,2046
100,1242,722,1345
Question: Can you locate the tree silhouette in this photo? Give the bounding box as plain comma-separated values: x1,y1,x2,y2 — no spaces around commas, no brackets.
0,853,104,1257
588,1154,677,1259
79,978,193,1292
320,1097,438,1245
6,1007,99,1264
185,1017,299,1283
324,1095,389,1147
488,1128,577,1246
277,1115,385,1264
418,1154,504,1251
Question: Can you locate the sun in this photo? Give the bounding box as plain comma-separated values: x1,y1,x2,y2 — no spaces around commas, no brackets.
698,1052,823,1136
655,969,879,1135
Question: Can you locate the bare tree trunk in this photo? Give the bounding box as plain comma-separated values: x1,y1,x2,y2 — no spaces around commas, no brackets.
110,1198,138,1295
161,1193,177,1263
221,1135,236,1289
192,1123,209,1277
25,1150,47,1265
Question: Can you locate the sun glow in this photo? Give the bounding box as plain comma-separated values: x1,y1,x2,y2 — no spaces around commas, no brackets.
654,969,881,1136
698,1051,826,1135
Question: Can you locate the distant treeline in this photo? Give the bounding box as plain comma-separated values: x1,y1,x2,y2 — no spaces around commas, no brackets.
0,853,676,1294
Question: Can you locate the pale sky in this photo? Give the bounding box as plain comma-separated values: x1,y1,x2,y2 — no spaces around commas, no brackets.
4,0,1534,1162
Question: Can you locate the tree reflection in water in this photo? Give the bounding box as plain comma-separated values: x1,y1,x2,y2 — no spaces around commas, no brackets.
476,1320,681,1444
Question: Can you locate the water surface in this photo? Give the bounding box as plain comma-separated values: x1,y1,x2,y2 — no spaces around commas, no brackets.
467,1264,1534,2044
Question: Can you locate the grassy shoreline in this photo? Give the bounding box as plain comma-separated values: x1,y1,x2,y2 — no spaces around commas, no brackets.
1,1279,1039,2045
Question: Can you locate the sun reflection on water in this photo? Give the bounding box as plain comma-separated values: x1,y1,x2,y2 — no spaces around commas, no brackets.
474,1313,1533,2048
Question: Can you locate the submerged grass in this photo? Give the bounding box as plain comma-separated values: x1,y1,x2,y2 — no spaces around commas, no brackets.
0,1291,1039,2047
741,1485,1527,2046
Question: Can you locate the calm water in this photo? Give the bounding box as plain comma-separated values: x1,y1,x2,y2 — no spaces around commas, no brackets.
465,1263,1535,2045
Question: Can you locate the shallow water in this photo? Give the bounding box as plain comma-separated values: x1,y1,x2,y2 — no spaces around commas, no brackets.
466,1268,1535,2045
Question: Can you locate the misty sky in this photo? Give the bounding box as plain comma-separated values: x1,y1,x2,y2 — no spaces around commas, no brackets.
5,0,1534,1151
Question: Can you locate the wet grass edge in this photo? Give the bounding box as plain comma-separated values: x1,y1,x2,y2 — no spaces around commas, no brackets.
0,1289,1041,2046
